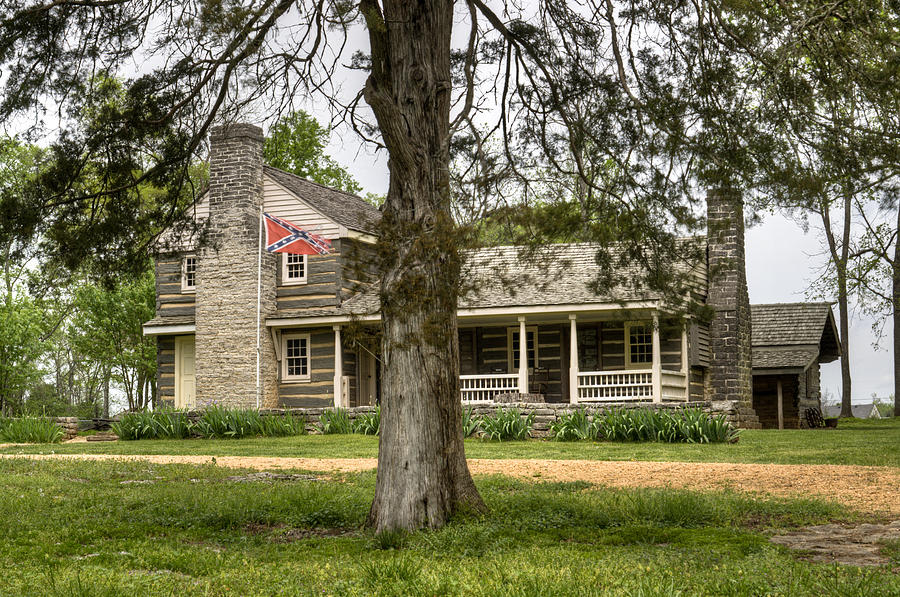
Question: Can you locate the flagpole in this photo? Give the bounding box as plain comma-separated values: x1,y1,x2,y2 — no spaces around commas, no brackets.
255,205,262,410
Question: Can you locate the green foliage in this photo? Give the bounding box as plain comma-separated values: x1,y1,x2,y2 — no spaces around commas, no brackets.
461,407,480,438
352,407,380,436
112,409,192,441
264,111,362,194
113,407,307,441
317,408,353,435
548,409,597,441
594,408,740,444
69,270,156,411
0,293,46,413
192,405,306,439
479,408,534,441
0,416,64,443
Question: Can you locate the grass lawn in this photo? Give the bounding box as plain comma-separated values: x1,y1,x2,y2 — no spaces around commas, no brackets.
3,418,898,467
1,458,897,596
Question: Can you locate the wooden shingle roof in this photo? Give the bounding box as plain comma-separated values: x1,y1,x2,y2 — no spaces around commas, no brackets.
750,302,841,371
263,166,381,235
339,241,706,314
751,303,834,346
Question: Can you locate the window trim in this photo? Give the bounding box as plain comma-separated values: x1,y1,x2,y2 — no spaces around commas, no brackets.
281,332,311,382
181,255,197,293
507,326,539,372
624,321,653,370
281,253,308,285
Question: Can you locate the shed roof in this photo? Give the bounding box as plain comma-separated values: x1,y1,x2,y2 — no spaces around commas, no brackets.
751,347,819,370
752,303,835,346
822,403,881,419
749,302,841,372
263,166,381,235
143,315,196,328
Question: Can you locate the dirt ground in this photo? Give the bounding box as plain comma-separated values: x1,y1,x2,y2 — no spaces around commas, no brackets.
3,453,899,516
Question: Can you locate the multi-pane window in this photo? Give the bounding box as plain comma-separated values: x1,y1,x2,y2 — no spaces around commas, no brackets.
283,253,307,284
182,256,197,291
283,335,310,380
626,323,653,367
509,328,538,371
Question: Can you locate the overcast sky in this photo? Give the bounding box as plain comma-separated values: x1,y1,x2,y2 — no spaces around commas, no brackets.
328,140,893,405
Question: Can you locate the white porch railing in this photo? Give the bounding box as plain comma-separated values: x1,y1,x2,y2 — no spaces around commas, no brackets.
576,369,689,402
577,370,653,401
660,370,689,401
460,374,519,404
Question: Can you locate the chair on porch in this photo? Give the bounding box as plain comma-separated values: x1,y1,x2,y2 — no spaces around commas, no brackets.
530,366,549,398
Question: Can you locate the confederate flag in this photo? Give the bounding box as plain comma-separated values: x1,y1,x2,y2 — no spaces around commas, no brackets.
263,212,332,255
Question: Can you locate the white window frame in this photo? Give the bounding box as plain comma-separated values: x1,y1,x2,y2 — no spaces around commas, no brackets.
625,321,653,369
181,255,197,293
281,253,308,285
282,333,311,382
507,326,539,372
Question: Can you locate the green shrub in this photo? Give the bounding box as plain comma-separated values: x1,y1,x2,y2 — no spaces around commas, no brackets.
113,407,307,440
112,409,192,440
0,417,64,443
317,408,352,434
548,410,596,441
479,408,533,441
594,407,740,444
352,407,380,436
192,405,306,439
461,407,480,438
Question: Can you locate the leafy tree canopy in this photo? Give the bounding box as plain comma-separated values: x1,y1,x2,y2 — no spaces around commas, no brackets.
264,111,362,194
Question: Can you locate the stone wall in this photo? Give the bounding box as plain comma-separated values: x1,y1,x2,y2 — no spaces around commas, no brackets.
195,124,278,408
55,417,79,440
706,189,759,428
199,401,756,435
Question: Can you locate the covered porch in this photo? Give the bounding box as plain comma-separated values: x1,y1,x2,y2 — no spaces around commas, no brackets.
457,306,696,405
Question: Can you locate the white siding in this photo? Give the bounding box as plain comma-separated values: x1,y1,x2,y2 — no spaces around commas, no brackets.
159,175,341,251
262,174,342,239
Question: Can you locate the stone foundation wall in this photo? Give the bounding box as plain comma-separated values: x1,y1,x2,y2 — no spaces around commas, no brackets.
55,417,79,440
166,401,754,435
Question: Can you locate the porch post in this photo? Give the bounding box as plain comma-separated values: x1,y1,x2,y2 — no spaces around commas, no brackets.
681,322,690,401
333,325,344,408
776,378,784,430
517,316,529,395
569,314,579,403
652,312,662,403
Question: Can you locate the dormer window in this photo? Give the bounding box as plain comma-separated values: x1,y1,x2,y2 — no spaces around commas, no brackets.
282,253,307,285
182,256,197,292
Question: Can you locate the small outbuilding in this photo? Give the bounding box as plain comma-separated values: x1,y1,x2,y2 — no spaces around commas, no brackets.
750,303,841,429
822,403,882,419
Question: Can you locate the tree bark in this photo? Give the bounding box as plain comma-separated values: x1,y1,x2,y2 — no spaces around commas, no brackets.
821,195,853,417
894,203,899,417
103,370,110,419
362,0,486,533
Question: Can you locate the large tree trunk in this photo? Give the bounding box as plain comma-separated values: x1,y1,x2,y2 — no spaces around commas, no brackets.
821,195,853,417
894,204,899,417
838,193,852,417
837,274,852,417
362,0,486,533
103,369,110,419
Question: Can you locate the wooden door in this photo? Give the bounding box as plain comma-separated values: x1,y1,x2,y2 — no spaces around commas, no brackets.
358,349,377,406
175,336,196,409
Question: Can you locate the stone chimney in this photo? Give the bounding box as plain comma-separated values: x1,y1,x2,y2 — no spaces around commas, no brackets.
195,124,278,408
706,189,757,426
